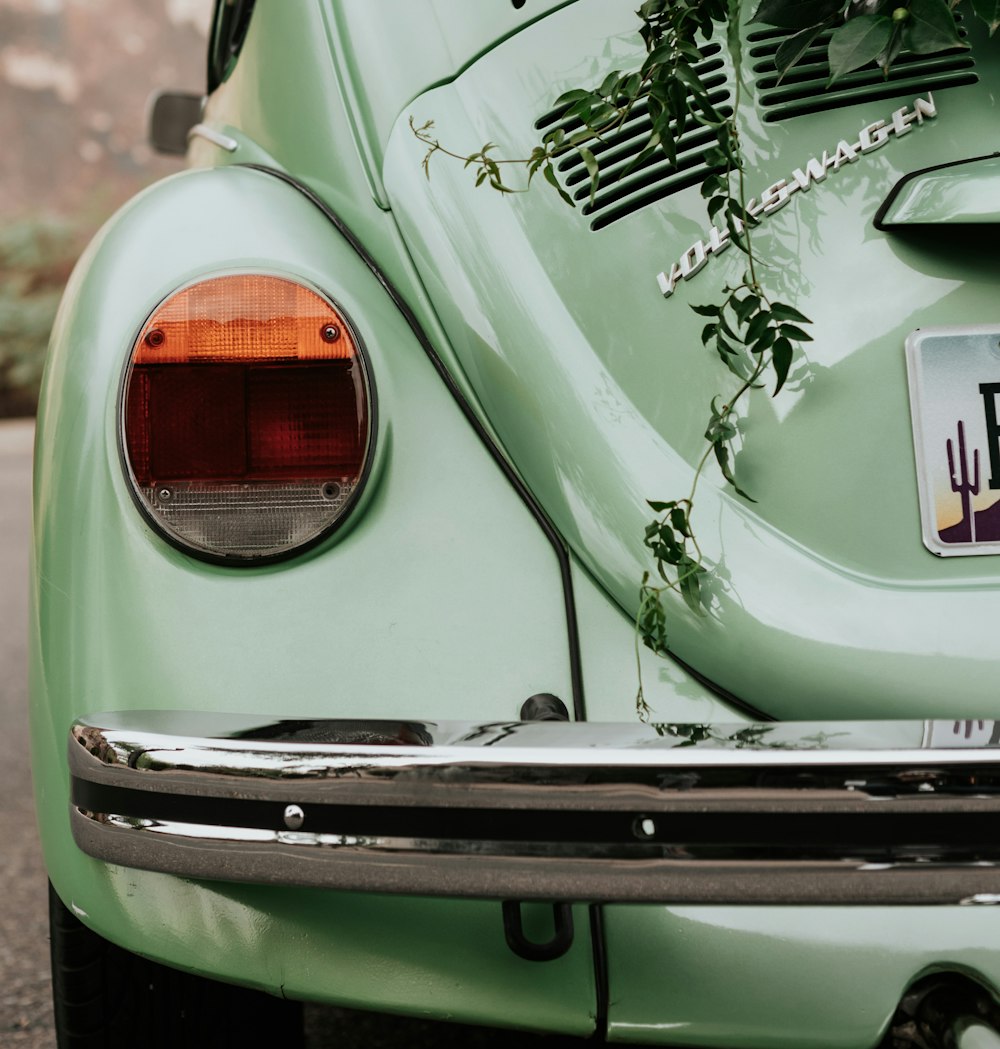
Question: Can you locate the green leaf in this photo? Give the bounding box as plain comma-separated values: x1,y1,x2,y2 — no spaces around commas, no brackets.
647,500,677,512
718,418,738,441
566,98,597,122
745,309,772,343
639,594,670,655
877,22,904,72
675,39,704,62
771,336,794,395
779,323,813,342
732,293,761,324
673,62,706,94
728,0,744,83
705,402,738,443
752,0,845,29
578,146,600,205
827,16,893,83
691,303,722,317
543,163,575,207
629,141,659,175
692,91,724,126
707,194,728,221
678,562,705,615
587,102,620,128
972,0,1000,33
751,324,776,353
714,441,735,483
622,72,644,97
718,311,743,343
714,442,756,501
769,302,812,323
903,0,965,51
599,71,621,97
775,23,827,78
701,323,719,346
553,88,592,107
654,118,678,165
652,538,684,566
667,77,688,122
670,507,693,537
700,173,727,197
716,333,739,357
647,41,678,66
704,147,727,168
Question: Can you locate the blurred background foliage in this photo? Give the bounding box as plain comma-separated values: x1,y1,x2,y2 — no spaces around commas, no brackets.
0,215,80,416
0,0,212,417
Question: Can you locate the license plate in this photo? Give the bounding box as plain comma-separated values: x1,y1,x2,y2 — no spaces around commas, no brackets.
907,326,1000,556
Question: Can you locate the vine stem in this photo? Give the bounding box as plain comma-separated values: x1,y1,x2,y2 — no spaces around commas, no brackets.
733,74,760,291
409,68,656,188
407,5,804,723
647,348,767,603
635,594,652,722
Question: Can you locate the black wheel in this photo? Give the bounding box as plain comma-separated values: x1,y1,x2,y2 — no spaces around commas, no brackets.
49,882,304,1049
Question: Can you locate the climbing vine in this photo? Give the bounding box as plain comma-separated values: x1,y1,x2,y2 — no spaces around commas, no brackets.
414,0,977,715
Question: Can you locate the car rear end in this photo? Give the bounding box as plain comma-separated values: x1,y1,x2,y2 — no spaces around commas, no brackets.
32,1,1000,1046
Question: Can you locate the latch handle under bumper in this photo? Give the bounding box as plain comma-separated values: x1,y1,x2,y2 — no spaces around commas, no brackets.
69,713,1000,905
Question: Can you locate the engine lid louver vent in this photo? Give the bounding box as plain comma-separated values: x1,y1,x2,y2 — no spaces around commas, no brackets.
535,43,733,231
750,21,977,122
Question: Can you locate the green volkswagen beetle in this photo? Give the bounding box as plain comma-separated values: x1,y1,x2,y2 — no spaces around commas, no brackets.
31,0,1000,1045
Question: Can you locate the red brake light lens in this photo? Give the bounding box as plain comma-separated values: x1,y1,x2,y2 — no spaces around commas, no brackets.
121,274,373,562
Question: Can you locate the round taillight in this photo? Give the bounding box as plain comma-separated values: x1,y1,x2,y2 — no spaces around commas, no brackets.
120,274,374,562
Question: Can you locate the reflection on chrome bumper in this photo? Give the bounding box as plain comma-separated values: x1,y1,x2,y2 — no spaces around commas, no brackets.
69,713,1000,904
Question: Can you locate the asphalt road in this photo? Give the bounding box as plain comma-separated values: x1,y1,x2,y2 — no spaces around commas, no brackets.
0,418,588,1049
0,420,51,1047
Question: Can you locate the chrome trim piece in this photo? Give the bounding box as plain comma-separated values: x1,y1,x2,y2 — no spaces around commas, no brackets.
69,713,1000,904
188,123,238,152
656,95,937,298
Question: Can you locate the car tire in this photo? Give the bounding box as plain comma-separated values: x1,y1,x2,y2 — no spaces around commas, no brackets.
49,882,304,1048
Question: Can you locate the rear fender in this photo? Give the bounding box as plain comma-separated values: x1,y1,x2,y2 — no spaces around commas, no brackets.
30,165,597,1026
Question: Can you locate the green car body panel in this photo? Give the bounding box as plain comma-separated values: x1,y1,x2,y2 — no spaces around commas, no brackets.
383,0,1000,722
30,0,1000,1044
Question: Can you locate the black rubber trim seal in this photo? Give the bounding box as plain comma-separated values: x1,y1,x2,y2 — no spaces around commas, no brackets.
238,163,587,724
76,775,1000,852
874,151,1000,230
588,904,609,1040
669,649,773,722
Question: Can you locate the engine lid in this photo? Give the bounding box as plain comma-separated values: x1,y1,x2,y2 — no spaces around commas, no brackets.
382,0,1000,720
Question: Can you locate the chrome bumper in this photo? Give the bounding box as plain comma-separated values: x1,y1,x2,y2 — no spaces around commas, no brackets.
69,713,1000,904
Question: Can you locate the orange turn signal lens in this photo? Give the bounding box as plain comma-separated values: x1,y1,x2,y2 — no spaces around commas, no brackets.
121,274,373,562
